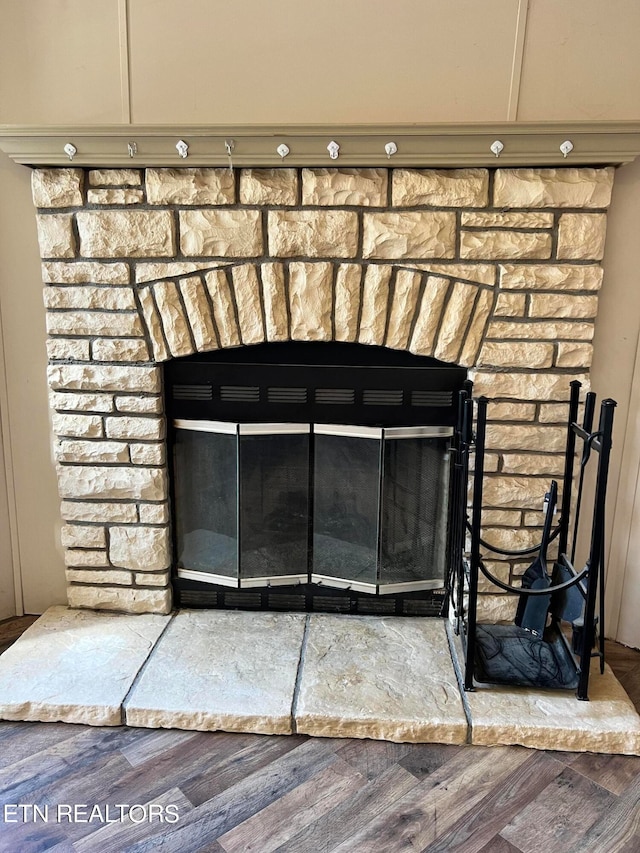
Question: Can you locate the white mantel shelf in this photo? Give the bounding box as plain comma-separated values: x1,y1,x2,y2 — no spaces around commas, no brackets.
1,122,640,168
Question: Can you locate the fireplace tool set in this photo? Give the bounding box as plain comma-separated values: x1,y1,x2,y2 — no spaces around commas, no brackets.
449,379,616,700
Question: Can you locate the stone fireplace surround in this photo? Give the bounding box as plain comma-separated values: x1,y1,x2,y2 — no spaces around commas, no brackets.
33,164,613,617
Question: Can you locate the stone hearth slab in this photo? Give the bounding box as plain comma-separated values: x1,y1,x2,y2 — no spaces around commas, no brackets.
295,614,468,744
0,606,170,725
124,610,306,735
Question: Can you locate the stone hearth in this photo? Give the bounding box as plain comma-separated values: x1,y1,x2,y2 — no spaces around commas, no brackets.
33,165,613,615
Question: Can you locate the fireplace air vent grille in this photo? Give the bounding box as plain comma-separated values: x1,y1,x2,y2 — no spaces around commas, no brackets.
220,385,260,402
411,390,454,407
268,387,308,403
315,388,355,405
363,389,403,406
173,384,213,401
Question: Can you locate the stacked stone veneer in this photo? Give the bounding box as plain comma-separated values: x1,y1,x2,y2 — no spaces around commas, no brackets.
32,165,614,616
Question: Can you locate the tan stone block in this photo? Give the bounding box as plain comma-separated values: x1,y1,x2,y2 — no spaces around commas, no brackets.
483,453,500,473
476,594,518,624
61,525,107,549
115,396,163,415
110,526,170,571
46,339,91,361
66,569,133,585
239,169,298,205
493,168,614,208
154,280,194,358
385,269,423,350
89,169,141,186
478,342,554,368
106,416,164,441
138,287,169,362
268,210,358,258
477,561,512,594
135,261,229,284
494,293,525,317
529,293,598,319
92,339,150,363
289,262,333,341
180,210,261,257
231,265,265,345
204,270,241,348
486,424,566,452
461,211,554,228
482,510,522,526
482,526,544,552
87,189,144,205
65,549,110,568
488,402,536,422
472,371,588,402
61,501,138,523
52,413,103,439
459,289,495,367
46,312,144,338
485,321,594,341
48,364,160,393
50,391,114,413
409,276,450,356
77,211,175,258
557,213,607,260
334,264,362,343
483,476,550,509
36,213,75,258
556,342,593,368
179,276,218,353
57,466,166,501
261,263,288,342
417,263,496,285
523,512,546,527
67,585,172,614
302,168,387,206
42,261,130,285
146,168,234,204
134,572,170,587
499,264,603,291
55,439,129,464
363,211,455,259
460,230,552,260
434,282,477,363
392,169,488,207
138,504,170,524
538,403,570,423
44,286,136,311
32,169,83,208
501,453,565,476
358,265,392,346
129,443,166,466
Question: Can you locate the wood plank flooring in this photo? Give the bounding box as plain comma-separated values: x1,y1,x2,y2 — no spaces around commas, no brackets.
0,617,639,852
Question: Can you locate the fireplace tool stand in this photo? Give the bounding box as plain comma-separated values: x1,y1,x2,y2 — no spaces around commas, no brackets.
450,380,616,700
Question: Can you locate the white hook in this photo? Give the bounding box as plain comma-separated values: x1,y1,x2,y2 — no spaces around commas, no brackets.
277,143,290,159
560,140,574,158
63,143,77,161
127,142,137,158
327,140,340,160
225,139,235,174
385,142,398,159
176,139,189,159
490,140,504,158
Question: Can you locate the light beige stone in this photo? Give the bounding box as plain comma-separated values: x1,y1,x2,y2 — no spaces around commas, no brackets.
268,210,358,258
92,339,151,362
110,526,170,571
89,169,141,186
43,285,136,311
0,607,170,724
129,443,166,465
261,262,288,342
46,339,91,361
87,189,144,205
334,264,362,343
477,561,512,594
501,453,565,476
66,569,132,585
461,211,554,228
32,169,83,208
64,549,109,568
146,168,235,204
138,287,169,362
61,501,138,523
478,342,554,368
499,264,603,291
55,439,129,464
529,293,598,319
486,424,566,452
231,264,265,345
385,269,423,350
48,364,161,393
358,265,393,346
105,416,164,441
409,276,450,356
482,510,522,526
115,396,163,414
138,503,169,524
239,169,298,205
77,211,175,258
205,270,241,348
57,465,166,501
52,413,103,439
482,527,546,552
363,211,455,259
289,262,333,341
179,276,218,353
125,611,306,734
475,595,519,624
557,342,593,368
154,280,194,357
460,230,552,260
392,169,488,207
46,311,144,338
488,402,537,421
494,293,526,317
134,572,170,587
459,289,495,367
135,261,228,284
557,213,607,260
417,263,496,286
538,403,571,423
180,210,262,257
485,320,594,341
483,454,501,474
67,586,171,614
36,213,75,258
434,282,477,363
302,168,387,206
50,391,115,413
296,615,467,743
483,476,551,509
61,525,106,549
493,168,614,208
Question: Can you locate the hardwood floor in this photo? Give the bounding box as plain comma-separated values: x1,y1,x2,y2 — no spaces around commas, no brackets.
1,618,639,852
